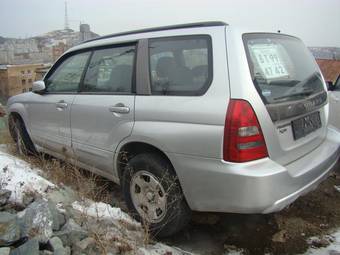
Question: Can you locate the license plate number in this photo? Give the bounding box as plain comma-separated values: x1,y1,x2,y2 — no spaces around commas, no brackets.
292,112,321,140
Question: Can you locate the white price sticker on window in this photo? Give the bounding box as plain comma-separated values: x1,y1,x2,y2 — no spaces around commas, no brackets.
249,44,289,80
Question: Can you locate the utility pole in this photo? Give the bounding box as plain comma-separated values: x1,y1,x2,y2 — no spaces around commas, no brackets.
64,1,69,30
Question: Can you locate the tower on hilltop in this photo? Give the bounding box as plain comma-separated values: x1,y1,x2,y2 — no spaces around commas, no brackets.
64,2,69,30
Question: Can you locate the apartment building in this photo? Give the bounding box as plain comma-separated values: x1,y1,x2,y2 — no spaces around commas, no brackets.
0,64,45,99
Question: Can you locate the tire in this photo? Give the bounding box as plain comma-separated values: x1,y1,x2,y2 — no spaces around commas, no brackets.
11,117,36,156
122,153,191,237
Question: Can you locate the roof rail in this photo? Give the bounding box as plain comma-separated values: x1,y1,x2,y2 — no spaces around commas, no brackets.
83,21,227,44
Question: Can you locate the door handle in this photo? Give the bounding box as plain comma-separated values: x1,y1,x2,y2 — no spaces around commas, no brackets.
56,101,68,109
109,104,130,114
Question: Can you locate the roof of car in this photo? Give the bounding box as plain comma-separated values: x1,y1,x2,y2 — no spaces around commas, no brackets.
82,21,228,44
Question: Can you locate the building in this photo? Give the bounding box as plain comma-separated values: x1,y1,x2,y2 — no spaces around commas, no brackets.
309,47,340,61
35,64,52,81
0,24,99,65
317,59,340,82
0,64,45,99
52,42,67,62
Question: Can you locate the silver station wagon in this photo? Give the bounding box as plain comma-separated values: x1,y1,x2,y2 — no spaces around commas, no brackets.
7,22,340,236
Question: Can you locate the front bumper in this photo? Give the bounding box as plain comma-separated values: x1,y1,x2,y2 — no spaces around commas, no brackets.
169,126,340,213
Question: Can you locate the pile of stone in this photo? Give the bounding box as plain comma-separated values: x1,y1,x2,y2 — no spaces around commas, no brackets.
0,187,157,255
1,188,96,255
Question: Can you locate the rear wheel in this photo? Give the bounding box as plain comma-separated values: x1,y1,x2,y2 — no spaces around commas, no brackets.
122,153,191,237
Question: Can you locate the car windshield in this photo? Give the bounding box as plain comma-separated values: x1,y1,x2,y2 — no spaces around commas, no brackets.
243,33,325,104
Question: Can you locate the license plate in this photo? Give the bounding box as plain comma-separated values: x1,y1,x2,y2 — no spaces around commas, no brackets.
292,112,321,140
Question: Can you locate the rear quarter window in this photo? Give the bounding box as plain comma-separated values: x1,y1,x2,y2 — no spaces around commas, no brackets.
149,35,213,96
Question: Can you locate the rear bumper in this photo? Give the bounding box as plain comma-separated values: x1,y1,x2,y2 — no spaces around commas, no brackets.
169,126,340,213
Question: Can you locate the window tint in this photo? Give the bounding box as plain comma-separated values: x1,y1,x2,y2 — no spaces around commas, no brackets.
149,36,212,95
46,52,90,93
83,45,135,93
243,34,325,104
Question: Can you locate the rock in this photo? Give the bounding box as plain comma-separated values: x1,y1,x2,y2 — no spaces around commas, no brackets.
53,219,87,247
0,212,20,245
73,237,97,255
22,192,36,207
49,237,70,255
10,239,39,255
47,201,66,231
18,199,53,243
272,230,287,243
0,190,11,206
46,187,77,208
329,250,340,255
74,237,95,250
0,248,10,255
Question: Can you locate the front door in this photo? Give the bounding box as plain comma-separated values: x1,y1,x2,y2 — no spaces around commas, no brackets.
27,52,90,155
70,44,136,174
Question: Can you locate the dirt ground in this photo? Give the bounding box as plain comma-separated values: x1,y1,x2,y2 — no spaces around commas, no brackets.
163,162,340,255
98,159,340,254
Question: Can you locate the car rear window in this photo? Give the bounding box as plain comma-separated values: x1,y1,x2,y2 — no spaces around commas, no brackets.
243,33,325,104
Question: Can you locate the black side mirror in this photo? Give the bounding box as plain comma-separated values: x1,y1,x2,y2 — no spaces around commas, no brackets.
327,81,335,91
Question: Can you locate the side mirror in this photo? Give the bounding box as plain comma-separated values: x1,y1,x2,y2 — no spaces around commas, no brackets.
327,81,335,91
32,80,46,94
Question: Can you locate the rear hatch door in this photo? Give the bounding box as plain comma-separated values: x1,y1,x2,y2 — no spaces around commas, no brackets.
243,33,328,166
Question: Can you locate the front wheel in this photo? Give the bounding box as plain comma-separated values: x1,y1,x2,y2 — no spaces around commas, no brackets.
122,153,191,237
9,116,36,156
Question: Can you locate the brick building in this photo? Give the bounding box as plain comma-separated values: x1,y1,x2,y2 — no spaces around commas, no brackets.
0,64,45,99
316,59,340,82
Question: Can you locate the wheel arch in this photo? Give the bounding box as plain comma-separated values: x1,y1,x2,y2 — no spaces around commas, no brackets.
8,111,26,141
7,103,31,136
116,141,174,182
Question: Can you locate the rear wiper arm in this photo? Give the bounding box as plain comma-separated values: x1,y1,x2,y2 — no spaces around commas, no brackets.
273,91,314,101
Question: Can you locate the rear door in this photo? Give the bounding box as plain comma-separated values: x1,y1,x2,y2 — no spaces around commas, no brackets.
70,44,136,173
329,75,340,129
241,33,328,165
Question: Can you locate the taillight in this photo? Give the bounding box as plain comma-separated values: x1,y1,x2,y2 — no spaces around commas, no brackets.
223,99,268,162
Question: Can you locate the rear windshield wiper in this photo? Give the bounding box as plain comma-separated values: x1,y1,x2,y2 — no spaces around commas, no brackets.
268,80,300,87
273,90,314,101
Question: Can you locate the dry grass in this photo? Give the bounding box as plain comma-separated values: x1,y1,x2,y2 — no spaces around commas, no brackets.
1,125,114,205
2,128,183,252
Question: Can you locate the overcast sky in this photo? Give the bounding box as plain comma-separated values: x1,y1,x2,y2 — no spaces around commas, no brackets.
0,0,339,47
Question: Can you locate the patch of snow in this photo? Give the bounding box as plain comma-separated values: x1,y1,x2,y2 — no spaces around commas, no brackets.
72,200,139,227
334,185,340,193
305,230,340,254
0,151,54,204
137,243,193,255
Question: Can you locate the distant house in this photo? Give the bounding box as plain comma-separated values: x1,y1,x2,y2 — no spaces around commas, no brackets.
309,47,340,82
0,64,45,99
316,60,340,82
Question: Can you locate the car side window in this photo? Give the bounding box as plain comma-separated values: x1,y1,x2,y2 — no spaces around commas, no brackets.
83,45,136,93
149,36,212,96
45,52,90,93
